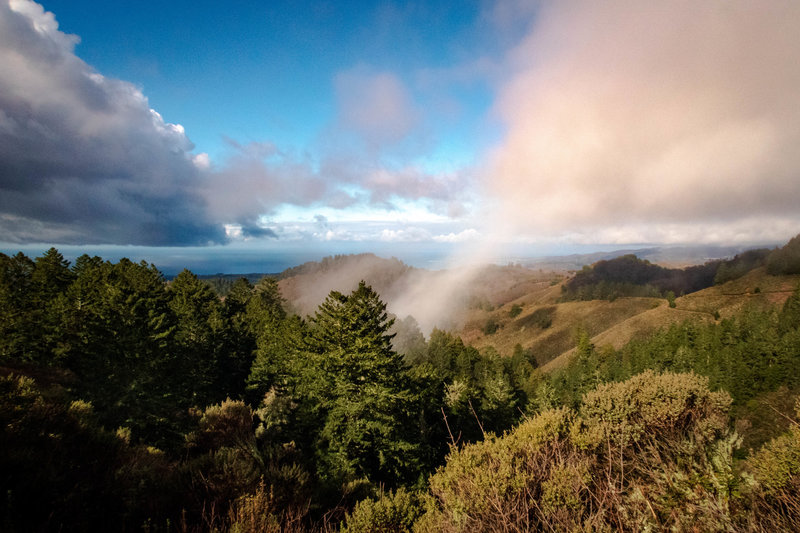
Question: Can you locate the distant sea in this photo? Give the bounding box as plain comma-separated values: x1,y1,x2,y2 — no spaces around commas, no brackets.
1,240,778,277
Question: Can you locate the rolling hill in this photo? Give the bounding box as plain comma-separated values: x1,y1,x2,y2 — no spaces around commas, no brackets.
461,266,800,373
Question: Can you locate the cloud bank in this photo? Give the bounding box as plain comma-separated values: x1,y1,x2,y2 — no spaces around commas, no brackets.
0,1,471,246
5,0,797,251
0,0,224,245
486,1,800,244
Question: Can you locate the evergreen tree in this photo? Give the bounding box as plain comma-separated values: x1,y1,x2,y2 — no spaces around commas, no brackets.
221,277,259,398
0,252,36,361
32,248,74,301
245,278,299,401
168,269,225,407
58,258,184,447
307,281,418,486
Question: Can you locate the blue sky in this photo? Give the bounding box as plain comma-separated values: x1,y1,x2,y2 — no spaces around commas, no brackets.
39,1,500,162
1,1,799,272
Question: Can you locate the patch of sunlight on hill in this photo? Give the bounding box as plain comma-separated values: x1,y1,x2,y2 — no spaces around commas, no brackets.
465,295,664,366
539,268,800,373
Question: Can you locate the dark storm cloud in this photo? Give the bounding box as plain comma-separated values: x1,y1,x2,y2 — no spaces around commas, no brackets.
0,0,225,245
0,1,474,248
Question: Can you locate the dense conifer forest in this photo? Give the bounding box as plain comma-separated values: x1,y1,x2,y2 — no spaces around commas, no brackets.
3,235,800,531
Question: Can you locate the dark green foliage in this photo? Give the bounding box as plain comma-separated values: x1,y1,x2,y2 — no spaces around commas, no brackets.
0,249,77,365
561,254,724,301
222,277,260,397
0,252,37,362
420,329,523,443
508,303,523,318
340,488,424,533
245,277,296,401
56,257,188,447
482,317,499,335
767,233,800,275
516,305,555,329
305,282,419,486
169,269,226,406
714,248,770,284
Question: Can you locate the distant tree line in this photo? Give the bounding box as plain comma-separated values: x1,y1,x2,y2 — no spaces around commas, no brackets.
560,249,774,302
766,233,800,275
196,273,270,297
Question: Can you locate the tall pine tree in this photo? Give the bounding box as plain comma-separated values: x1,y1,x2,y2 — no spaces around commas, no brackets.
307,281,418,486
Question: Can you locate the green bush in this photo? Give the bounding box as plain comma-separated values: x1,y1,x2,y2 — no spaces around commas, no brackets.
418,371,736,532
517,306,555,329
340,488,424,533
666,290,677,308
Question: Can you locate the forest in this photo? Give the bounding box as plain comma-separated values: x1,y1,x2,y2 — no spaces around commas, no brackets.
559,249,773,302
2,235,800,531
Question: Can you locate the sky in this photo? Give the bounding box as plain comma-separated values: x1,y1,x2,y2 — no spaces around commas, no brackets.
1,0,799,273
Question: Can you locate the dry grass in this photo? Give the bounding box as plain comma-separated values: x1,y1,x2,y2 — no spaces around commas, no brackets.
462,268,800,375
465,296,663,365
677,267,800,318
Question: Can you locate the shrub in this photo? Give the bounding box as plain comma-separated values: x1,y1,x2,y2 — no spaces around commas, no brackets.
572,370,731,449
227,481,309,533
744,400,800,531
517,306,555,330
666,290,677,308
340,488,424,533
418,371,737,532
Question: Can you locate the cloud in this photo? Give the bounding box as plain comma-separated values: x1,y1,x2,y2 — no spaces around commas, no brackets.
204,141,472,228
362,166,467,208
379,227,433,242
201,140,330,231
0,2,478,247
333,66,421,153
0,0,225,245
432,228,480,243
485,1,800,244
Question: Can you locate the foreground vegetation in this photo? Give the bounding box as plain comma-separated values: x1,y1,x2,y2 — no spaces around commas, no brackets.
2,235,800,531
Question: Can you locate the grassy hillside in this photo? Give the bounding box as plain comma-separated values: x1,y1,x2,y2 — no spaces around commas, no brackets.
273,251,799,377
460,267,800,374
466,297,663,366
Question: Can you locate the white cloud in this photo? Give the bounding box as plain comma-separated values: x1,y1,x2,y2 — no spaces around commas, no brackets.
379,227,433,242
432,228,480,243
333,67,421,152
192,152,211,170
484,1,800,245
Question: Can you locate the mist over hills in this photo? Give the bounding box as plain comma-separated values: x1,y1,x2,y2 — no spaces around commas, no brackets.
197,242,777,332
